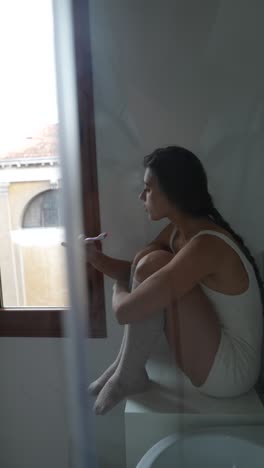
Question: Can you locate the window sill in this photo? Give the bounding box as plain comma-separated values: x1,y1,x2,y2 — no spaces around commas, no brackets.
0,307,106,338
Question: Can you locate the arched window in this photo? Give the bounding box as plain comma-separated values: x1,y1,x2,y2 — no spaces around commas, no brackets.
22,190,62,228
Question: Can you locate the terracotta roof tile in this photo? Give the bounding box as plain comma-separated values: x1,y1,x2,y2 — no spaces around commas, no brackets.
0,124,59,160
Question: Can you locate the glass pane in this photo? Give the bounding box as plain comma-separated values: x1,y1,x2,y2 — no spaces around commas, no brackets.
0,0,68,307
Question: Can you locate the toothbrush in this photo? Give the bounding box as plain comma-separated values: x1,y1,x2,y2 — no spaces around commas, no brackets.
61,232,108,247
83,232,108,242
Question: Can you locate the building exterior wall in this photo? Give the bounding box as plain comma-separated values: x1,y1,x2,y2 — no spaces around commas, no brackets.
0,166,68,307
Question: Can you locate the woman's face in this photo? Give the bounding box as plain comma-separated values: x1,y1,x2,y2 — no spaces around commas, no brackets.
139,168,171,220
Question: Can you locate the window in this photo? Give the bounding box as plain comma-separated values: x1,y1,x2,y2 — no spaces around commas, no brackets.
0,0,106,338
23,190,62,228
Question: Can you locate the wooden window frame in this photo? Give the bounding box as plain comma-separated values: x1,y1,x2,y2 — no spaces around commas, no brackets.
0,0,106,338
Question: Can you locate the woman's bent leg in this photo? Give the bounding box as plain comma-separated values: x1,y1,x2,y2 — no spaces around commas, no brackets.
92,248,221,413
94,251,171,415
135,253,221,387
165,285,221,386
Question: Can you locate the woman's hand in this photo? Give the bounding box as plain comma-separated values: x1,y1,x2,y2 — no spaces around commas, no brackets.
85,240,100,263
61,239,100,264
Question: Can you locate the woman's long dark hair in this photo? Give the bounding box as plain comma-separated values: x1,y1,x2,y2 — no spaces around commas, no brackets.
144,146,264,311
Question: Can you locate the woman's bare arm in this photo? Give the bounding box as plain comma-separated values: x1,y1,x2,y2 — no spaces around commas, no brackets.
113,235,218,324
88,252,132,282
88,223,175,281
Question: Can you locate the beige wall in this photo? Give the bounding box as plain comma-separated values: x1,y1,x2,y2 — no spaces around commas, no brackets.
0,177,68,307
22,244,68,307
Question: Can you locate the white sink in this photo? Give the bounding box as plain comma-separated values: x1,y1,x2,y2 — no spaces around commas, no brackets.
136,426,264,467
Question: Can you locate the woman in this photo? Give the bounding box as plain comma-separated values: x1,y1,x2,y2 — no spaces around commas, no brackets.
87,146,263,415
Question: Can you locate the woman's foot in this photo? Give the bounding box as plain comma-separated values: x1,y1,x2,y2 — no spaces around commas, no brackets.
88,362,118,396
88,327,128,396
94,369,151,415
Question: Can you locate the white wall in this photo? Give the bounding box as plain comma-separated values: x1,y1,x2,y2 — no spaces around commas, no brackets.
1,1,264,467
91,0,264,254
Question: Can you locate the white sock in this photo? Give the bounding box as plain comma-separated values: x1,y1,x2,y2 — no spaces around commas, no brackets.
88,263,137,396
87,327,127,396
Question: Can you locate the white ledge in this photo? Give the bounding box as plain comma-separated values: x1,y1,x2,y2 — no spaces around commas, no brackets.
125,335,264,415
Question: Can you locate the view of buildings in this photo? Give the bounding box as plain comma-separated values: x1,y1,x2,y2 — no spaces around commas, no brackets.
0,124,68,307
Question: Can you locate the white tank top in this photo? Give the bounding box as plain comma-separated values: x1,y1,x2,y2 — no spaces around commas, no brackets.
170,228,263,353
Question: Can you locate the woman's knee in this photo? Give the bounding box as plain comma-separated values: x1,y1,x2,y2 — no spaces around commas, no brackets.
134,250,173,283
